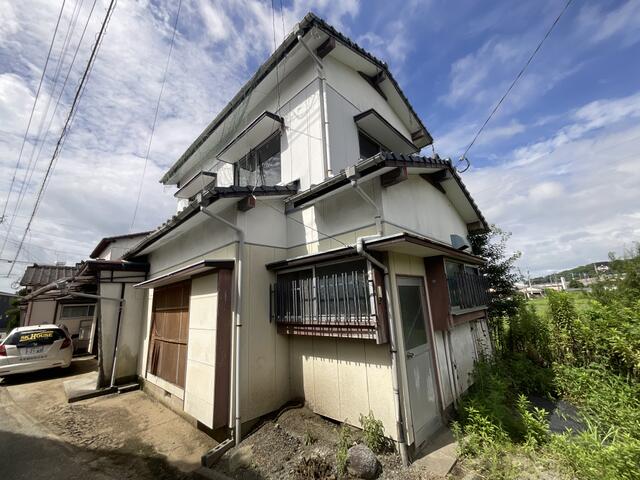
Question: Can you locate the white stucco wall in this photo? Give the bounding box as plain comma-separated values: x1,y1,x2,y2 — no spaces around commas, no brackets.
382,175,469,245
180,57,324,192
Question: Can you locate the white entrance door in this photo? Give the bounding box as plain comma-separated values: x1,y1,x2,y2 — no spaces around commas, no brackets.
397,276,441,447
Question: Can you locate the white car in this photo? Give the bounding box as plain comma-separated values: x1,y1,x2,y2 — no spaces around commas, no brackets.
0,325,73,377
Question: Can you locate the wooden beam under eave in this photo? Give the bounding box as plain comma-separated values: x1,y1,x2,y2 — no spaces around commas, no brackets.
237,195,256,212
420,170,451,194
316,37,336,59
381,167,408,188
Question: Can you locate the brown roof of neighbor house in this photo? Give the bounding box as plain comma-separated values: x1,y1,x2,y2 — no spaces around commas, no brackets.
20,264,79,287
90,231,152,259
160,12,433,185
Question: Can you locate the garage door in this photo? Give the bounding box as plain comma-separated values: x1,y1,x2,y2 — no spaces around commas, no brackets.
147,280,190,388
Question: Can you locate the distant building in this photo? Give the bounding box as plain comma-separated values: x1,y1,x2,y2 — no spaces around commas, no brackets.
0,291,17,331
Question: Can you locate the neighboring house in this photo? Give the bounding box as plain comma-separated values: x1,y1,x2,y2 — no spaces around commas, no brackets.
17,232,150,355
0,291,17,332
98,13,492,460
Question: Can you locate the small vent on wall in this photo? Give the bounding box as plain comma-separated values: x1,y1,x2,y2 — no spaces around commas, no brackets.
450,234,470,251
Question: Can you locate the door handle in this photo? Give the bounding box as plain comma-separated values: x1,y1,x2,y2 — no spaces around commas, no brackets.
406,352,415,358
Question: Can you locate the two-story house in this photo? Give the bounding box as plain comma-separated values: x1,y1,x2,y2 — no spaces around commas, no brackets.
102,13,491,462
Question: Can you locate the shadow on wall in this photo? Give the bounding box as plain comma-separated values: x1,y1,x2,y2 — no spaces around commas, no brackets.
0,430,194,480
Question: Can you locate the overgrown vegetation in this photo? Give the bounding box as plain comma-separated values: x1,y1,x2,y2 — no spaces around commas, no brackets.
456,238,640,479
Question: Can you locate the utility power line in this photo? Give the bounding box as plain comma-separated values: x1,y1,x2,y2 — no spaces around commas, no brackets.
459,0,574,171
0,0,98,257
0,0,67,223
8,0,118,276
129,0,183,231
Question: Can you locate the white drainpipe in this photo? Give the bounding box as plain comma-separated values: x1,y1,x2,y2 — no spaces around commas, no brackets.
297,30,332,178
200,207,244,446
355,236,409,466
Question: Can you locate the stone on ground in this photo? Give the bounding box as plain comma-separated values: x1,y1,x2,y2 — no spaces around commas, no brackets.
347,444,381,479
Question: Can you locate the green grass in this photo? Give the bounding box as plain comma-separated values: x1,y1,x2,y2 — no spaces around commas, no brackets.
529,291,591,318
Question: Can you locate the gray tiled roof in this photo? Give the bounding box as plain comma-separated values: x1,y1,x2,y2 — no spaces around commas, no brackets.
20,264,78,287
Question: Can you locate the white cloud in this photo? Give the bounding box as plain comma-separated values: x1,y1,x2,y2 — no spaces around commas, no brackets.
577,1,640,46
464,92,640,276
0,0,361,290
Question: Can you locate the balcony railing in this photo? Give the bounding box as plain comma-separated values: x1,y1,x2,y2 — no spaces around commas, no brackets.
447,272,490,311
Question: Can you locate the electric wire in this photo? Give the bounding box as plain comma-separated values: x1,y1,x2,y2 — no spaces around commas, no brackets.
129,0,183,231
7,0,118,276
0,0,67,223
0,0,95,257
459,0,574,170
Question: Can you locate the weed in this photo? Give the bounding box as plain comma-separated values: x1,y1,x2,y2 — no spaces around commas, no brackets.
359,411,388,453
303,431,317,446
515,394,549,448
335,423,352,477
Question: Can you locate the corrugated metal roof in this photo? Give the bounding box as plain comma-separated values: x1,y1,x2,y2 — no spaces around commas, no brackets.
19,264,78,287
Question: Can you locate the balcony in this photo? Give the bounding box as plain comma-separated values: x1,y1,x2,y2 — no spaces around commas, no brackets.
447,272,490,311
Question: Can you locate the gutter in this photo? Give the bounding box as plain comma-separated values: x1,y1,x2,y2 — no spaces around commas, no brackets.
355,236,409,466
200,206,244,448
350,177,382,235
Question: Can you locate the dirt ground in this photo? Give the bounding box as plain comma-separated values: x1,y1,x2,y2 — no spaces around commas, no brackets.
212,405,444,480
0,357,216,479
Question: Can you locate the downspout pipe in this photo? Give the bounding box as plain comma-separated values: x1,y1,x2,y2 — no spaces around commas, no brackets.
200,206,244,447
297,30,332,178
355,236,409,466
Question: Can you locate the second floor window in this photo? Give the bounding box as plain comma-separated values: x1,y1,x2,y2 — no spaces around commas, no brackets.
235,133,281,186
358,131,384,160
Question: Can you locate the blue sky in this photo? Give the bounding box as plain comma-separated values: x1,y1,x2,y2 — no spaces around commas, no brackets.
1,0,639,290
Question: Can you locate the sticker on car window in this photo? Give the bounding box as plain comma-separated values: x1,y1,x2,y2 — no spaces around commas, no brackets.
19,331,54,343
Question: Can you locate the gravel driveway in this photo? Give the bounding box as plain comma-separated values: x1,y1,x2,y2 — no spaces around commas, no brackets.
0,357,216,479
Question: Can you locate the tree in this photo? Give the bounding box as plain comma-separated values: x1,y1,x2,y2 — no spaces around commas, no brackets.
469,225,521,352
568,279,584,289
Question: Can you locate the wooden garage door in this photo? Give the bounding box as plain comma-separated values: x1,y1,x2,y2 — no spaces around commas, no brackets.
147,280,190,388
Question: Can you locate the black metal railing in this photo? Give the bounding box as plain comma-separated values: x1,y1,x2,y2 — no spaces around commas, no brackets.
270,269,376,327
447,272,490,310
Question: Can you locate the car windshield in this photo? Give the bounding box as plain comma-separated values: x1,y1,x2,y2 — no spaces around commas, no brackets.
3,329,66,347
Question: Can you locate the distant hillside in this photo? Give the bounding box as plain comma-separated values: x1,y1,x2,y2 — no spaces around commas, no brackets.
532,261,611,284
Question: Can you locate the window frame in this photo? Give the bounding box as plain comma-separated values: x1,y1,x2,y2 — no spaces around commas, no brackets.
233,131,282,187
357,129,390,160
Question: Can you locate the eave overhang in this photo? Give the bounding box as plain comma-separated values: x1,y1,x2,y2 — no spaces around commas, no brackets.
124,184,299,259
354,109,418,154
363,232,485,265
217,111,283,163
134,260,235,289
266,232,484,272
285,152,488,231
175,171,217,199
